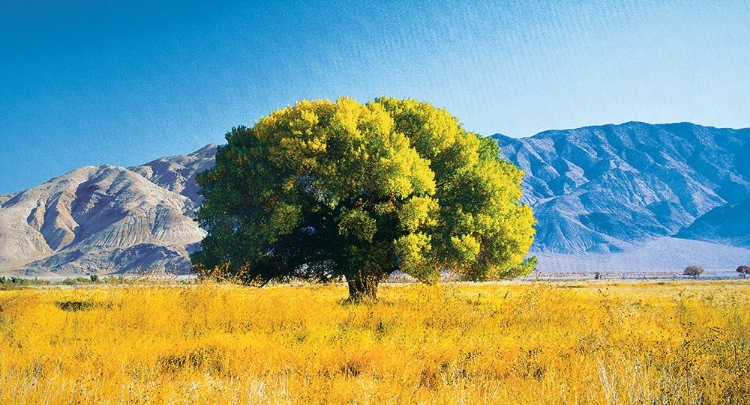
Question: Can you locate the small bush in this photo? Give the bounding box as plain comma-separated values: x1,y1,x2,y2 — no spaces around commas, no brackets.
56,301,96,311
684,265,705,279
105,275,126,284
55,300,112,311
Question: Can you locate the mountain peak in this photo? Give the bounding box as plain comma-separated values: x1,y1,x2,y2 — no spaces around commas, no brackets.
129,144,217,205
190,144,219,158
497,122,750,254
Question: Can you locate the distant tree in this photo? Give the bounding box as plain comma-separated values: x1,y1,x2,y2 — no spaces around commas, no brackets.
737,265,749,279
684,265,705,279
191,97,536,302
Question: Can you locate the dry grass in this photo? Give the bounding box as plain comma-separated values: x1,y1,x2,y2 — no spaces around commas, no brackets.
0,280,748,404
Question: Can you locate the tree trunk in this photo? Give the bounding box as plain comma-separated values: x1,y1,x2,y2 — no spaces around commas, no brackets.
346,274,379,303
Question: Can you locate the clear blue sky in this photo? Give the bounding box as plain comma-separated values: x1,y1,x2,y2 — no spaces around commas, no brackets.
2,0,749,194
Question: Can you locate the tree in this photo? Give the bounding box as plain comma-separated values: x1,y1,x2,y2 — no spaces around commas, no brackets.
684,265,705,279
737,265,749,278
191,97,536,302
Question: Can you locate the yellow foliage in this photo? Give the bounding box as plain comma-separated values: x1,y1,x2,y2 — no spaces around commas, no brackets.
397,196,438,232
450,234,481,262
393,233,434,281
1,281,748,404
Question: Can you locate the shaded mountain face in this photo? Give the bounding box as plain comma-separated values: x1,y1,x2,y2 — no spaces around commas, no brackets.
675,195,750,247
495,122,750,253
0,146,217,276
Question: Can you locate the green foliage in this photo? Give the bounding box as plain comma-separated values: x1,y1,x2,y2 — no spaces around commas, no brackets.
0,277,51,288
191,97,535,298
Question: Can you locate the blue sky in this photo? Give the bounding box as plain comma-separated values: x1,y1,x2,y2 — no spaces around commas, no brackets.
1,0,749,194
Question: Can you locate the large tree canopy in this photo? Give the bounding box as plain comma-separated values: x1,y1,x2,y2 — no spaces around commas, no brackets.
191,97,535,301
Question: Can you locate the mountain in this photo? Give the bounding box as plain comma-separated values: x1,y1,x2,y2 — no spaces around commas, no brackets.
0,145,217,277
2,122,749,277
495,122,750,255
129,144,217,206
675,195,750,247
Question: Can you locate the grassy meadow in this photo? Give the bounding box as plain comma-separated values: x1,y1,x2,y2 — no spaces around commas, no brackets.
0,280,748,404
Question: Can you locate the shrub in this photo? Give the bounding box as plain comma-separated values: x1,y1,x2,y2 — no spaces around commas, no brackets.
62,278,77,285
684,265,705,279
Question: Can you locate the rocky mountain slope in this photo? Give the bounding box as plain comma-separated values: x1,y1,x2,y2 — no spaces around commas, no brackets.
495,122,750,255
129,144,217,206
0,146,216,276
675,195,750,247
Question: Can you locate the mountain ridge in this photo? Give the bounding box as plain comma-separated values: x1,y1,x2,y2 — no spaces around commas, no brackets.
1,122,748,276
494,121,750,255
0,147,216,276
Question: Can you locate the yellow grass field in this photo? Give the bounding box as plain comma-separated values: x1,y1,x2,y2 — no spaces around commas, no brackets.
0,280,748,404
